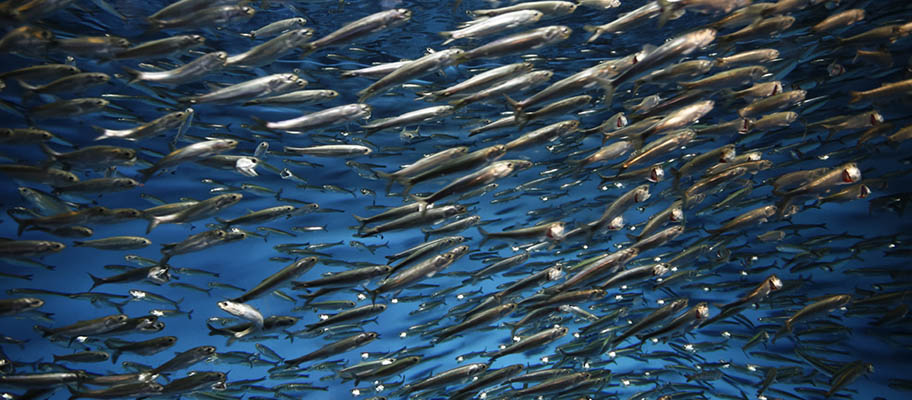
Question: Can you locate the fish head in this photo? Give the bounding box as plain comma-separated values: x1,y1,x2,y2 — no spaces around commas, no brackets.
209,51,229,66
648,165,665,183
24,297,44,308
767,275,783,291
486,144,508,160
507,159,533,171
217,300,234,311
362,332,379,341
43,241,65,252
450,245,471,258
720,145,737,163
547,222,566,241
553,326,570,337
290,28,314,42
634,185,651,202
199,346,217,355
870,111,884,126
88,72,111,84
542,26,572,42
670,207,684,223
117,178,139,189
670,298,689,311
858,184,871,198
842,163,861,183
219,193,244,206
695,60,714,74
694,303,710,319
394,8,413,21
690,28,718,48
135,316,158,328
546,265,564,281
607,215,624,231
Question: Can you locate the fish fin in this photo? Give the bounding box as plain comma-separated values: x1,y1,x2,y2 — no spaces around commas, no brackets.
16,79,39,91
146,216,163,234
374,170,398,194
91,125,113,141
596,78,615,105
656,0,674,28
33,325,52,338
584,26,604,43
8,212,29,237
121,66,144,84
449,97,468,108
298,43,316,58
503,94,526,123
138,166,156,182
477,226,490,245
87,273,104,291
670,167,682,191
39,142,60,160
439,32,455,46
848,91,862,104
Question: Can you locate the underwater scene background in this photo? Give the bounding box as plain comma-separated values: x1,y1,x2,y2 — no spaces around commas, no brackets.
2,0,912,399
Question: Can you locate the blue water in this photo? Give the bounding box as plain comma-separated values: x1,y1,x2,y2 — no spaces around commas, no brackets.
2,0,912,399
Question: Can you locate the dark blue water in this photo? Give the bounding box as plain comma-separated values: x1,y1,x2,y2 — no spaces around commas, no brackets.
2,0,912,399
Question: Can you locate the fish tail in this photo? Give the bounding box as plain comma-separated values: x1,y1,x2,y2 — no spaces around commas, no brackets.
121,66,144,84
8,211,29,236
91,125,113,141
298,44,316,58
584,26,603,43
111,351,121,364
39,142,60,160
33,325,52,337
16,79,38,92
138,166,155,182
439,31,455,45
449,97,468,108
848,91,862,104
146,216,163,234
476,225,489,241
87,273,103,291
670,167,682,191
656,0,673,28
503,94,525,120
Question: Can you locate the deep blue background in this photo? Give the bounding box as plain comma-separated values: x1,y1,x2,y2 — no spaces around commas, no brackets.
2,0,912,399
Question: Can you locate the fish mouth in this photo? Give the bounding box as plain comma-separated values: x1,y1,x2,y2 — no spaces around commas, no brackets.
842,166,861,183
648,167,664,183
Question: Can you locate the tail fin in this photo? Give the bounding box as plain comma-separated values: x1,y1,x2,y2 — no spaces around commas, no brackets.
848,91,862,104
88,273,104,291
439,31,456,46
375,170,398,194
121,67,144,84
8,211,29,237
138,166,156,182
584,26,604,43
34,325,52,338
146,216,163,234
656,0,674,28
503,95,527,123
39,142,60,160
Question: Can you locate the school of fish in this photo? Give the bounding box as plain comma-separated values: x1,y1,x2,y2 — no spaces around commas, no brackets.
1,0,912,399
